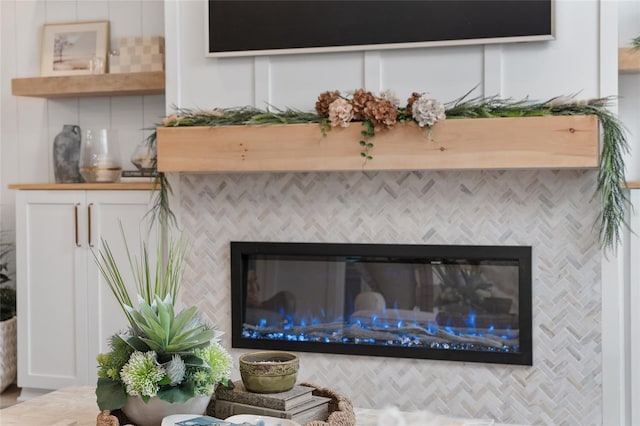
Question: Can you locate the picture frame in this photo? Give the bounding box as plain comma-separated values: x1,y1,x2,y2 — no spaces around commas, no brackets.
40,21,109,76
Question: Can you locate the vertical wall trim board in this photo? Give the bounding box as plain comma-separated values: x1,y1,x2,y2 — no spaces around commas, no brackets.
253,56,271,109
599,1,628,425
483,44,503,97
363,50,381,92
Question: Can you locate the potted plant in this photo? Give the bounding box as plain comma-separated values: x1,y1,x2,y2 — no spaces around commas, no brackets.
0,238,17,393
94,231,232,426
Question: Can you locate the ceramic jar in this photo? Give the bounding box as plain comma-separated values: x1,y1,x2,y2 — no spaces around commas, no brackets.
53,124,84,183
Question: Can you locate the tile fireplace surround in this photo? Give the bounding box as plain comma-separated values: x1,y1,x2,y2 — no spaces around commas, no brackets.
178,168,601,425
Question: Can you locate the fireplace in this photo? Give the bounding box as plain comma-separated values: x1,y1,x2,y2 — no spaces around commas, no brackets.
231,242,532,365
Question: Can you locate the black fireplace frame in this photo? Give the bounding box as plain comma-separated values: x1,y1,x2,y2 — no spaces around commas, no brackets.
230,241,532,366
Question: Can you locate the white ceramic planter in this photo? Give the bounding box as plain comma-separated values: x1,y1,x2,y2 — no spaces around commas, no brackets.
122,394,212,426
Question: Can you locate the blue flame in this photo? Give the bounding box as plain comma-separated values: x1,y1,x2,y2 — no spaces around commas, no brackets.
245,307,519,353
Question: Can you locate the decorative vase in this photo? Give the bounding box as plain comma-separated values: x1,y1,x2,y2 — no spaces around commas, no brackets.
121,394,212,426
79,128,122,183
130,141,157,173
53,124,84,183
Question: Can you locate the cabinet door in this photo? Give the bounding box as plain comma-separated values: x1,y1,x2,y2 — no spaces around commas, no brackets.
16,190,89,390
85,190,158,384
631,190,640,425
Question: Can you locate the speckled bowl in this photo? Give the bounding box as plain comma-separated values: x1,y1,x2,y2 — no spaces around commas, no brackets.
239,351,299,393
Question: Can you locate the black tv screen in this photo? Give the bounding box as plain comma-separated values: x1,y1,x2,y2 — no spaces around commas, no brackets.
208,0,554,57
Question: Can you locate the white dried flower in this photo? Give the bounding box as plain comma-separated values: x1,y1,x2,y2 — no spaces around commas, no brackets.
378,89,400,106
164,354,186,386
412,95,446,128
328,98,355,128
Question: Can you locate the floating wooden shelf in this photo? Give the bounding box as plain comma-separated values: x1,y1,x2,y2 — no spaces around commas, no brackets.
8,182,155,190
11,71,165,98
156,115,600,173
619,48,640,74
627,182,640,190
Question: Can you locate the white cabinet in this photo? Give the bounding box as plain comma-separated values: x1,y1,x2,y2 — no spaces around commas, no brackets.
15,189,156,392
630,190,640,425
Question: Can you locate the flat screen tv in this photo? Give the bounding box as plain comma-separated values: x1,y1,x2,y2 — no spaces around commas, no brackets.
207,0,554,57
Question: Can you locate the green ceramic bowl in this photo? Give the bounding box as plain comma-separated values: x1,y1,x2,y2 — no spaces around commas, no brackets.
239,351,299,393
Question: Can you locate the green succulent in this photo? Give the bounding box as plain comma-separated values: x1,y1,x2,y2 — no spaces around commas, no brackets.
122,295,220,357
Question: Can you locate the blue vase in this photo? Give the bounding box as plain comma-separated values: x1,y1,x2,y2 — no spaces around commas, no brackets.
53,124,84,183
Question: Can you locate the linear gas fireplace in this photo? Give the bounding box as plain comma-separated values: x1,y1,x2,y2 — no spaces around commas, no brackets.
230,242,532,365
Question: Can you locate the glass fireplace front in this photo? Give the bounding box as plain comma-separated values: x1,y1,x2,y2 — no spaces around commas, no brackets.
230,242,532,365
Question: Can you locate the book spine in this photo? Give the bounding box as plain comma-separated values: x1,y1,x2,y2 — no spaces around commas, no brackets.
121,170,158,177
214,400,292,419
215,384,314,411
217,393,287,411
291,403,330,424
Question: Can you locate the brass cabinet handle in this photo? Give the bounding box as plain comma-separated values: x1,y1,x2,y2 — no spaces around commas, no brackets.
88,203,94,247
74,203,81,247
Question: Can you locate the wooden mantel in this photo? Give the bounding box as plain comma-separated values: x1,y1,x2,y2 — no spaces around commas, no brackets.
156,115,599,173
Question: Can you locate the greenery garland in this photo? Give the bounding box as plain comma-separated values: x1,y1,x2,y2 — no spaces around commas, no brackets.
146,93,629,253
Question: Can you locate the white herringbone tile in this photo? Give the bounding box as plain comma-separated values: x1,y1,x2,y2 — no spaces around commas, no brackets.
179,169,601,425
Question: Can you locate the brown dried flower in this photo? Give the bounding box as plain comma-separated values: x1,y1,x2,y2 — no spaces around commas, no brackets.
351,89,376,121
363,98,398,130
405,92,422,115
162,114,180,126
315,91,342,117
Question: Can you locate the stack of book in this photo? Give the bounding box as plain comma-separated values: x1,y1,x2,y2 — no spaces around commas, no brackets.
120,169,157,182
213,381,331,424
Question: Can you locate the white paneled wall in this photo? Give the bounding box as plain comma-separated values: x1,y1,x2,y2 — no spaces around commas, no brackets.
0,0,165,233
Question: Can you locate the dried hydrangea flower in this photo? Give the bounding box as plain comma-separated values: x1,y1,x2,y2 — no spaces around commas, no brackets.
351,89,376,120
405,92,422,114
328,98,355,128
378,89,400,107
412,95,446,128
162,114,180,126
120,351,166,398
315,90,342,117
363,98,398,130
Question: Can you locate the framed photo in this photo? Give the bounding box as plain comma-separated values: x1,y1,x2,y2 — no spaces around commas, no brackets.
41,21,109,76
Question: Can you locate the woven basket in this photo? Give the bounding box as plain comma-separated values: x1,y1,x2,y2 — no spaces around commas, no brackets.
0,316,17,393
97,383,356,426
